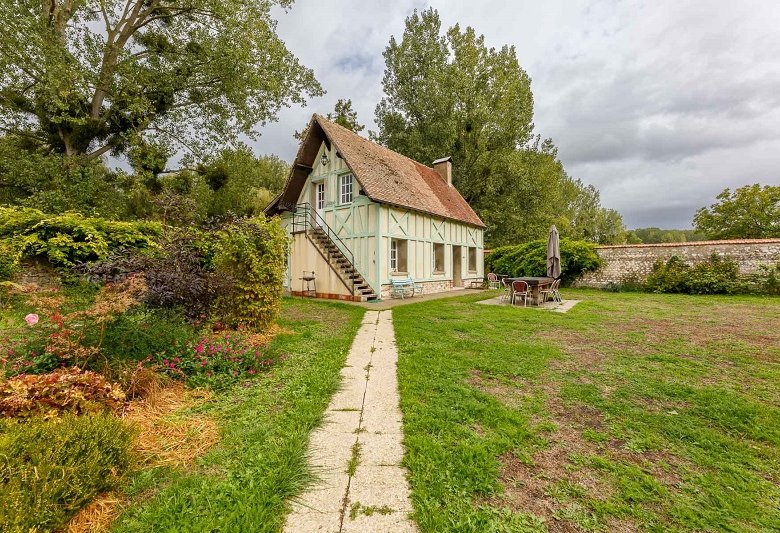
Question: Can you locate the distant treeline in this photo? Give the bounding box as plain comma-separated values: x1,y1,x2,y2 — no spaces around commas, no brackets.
626,228,708,244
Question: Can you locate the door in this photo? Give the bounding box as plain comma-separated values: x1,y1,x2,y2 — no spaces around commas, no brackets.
452,246,463,287
311,181,325,226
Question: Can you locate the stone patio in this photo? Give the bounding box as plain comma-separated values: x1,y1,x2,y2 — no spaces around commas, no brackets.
476,296,581,313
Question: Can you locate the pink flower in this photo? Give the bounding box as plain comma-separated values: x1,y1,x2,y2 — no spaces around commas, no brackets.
24,314,39,326
195,344,204,354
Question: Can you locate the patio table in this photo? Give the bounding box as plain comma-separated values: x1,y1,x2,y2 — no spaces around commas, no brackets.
505,276,554,305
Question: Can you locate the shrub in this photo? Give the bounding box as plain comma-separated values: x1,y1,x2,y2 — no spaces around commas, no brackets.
645,255,690,293
0,206,160,269
0,414,133,531
100,307,198,367
211,216,287,329
645,254,743,295
0,367,126,419
152,330,275,389
486,239,602,285
140,229,219,319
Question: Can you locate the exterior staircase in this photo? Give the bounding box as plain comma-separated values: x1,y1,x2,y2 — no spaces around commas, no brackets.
292,203,378,301
308,227,377,301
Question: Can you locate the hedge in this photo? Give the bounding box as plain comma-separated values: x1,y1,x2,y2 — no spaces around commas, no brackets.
486,239,602,284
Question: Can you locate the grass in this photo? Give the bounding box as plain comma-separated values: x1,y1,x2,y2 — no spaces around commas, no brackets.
393,289,780,532
112,297,364,532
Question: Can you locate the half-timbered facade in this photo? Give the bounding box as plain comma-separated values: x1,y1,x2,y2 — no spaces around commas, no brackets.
266,114,485,301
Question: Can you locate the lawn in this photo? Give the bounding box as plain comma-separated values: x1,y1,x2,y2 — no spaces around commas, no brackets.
112,297,364,532
393,289,780,532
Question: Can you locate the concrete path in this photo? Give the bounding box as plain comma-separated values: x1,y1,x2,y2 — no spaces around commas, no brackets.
284,310,417,533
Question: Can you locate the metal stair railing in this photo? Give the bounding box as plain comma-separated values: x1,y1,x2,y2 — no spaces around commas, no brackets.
291,203,360,296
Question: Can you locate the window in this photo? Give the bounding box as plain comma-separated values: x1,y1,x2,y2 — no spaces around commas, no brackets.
468,247,477,272
390,239,408,273
315,182,325,210
433,243,445,273
340,173,354,204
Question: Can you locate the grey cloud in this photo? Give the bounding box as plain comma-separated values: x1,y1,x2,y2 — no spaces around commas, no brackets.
255,0,780,229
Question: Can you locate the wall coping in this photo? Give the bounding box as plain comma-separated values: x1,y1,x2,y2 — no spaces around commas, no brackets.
597,238,780,250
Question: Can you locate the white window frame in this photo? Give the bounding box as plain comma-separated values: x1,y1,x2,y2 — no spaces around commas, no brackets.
339,173,354,204
390,239,398,272
316,181,326,210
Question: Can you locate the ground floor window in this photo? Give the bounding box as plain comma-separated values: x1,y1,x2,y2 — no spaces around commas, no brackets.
468,247,477,272
433,243,445,273
390,239,408,273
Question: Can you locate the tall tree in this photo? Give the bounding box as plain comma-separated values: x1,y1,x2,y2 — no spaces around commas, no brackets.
0,0,322,159
327,99,364,132
375,8,533,206
373,9,628,245
694,184,780,239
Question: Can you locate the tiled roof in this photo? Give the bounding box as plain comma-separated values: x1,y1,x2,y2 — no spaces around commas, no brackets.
267,114,484,227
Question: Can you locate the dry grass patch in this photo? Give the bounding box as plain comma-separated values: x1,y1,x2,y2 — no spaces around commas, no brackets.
67,382,218,531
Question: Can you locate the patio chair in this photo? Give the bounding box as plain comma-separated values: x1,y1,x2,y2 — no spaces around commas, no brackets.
500,277,512,302
551,278,563,303
511,280,530,307
487,272,500,290
539,279,562,303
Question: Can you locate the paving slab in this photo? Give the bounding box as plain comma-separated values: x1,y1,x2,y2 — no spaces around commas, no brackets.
476,296,582,313
284,310,417,533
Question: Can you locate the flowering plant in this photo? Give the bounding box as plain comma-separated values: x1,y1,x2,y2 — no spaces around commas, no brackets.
153,329,274,388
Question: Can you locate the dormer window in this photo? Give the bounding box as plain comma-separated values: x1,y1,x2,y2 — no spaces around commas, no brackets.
340,173,354,204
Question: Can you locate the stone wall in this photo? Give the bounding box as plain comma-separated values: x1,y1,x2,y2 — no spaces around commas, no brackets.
576,239,780,288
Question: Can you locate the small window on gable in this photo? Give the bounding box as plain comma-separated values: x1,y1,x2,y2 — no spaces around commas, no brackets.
433,243,445,273
340,173,354,204
468,247,477,272
390,239,408,273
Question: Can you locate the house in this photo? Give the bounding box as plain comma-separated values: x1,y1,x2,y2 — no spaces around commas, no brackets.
265,114,485,301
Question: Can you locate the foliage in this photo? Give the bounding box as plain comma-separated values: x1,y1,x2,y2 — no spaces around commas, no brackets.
485,239,602,284
374,8,626,246
193,147,289,219
0,413,133,531
0,0,322,159
0,241,16,281
645,254,780,295
632,227,707,244
136,230,217,320
211,217,287,329
0,206,160,269
2,277,145,373
99,307,197,368
113,298,364,532
0,367,126,419
694,184,780,239
152,331,275,389
0,136,134,218
327,99,365,132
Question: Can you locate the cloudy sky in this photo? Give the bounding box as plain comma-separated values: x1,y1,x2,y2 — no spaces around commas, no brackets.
253,0,780,229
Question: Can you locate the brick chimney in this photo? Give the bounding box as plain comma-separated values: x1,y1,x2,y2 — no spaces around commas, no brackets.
432,156,453,186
